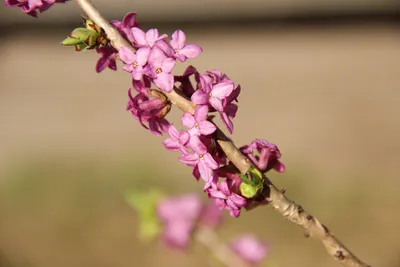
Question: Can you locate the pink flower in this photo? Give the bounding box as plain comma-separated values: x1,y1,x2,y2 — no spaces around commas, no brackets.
163,125,190,155
111,12,139,44
191,74,235,112
207,179,246,217
199,201,223,229
240,139,285,173
126,88,170,136
230,235,269,265
119,47,150,80
179,151,218,184
131,27,167,48
148,47,176,92
157,194,202,249
95,45,117,73
5,0,69,17
181,105,216,137
169,30,203,62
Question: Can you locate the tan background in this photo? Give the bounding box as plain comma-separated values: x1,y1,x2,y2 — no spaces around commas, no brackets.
1,1,400,267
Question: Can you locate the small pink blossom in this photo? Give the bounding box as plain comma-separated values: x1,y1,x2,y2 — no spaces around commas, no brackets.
191,74,235,112
179,151,218,183
230,235,269,265
181,105,216,137
163,125,190,155
95,45,117,73
241,139,285,173
119,47,150,80
169,30,203,62
157,194,202,249
148,47,176,92
5,0,69,17
111,12,139,44
207,179,246,217
131,27,167,48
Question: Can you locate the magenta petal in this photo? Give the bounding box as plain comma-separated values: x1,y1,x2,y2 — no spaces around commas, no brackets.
230,235,268,264
136,47,150,66
191,90,209,105
199,75,213,93
274,162,285,173
215,199,226,210
171,30,186,50
119,46,136,64
229,209,241,217
231,194,247,207
156,39,174,57
123,12,137,26
212,81,234,99
194,105,209,121
163,138,180,150
132,66,144,80
198,159,212,182
149,119,162,136
219,180,231,195
220,112,234,134
209,97,224,112
145,28,160,46
96,56,109,73
162,57,176,73
189,136,207,155
208,189,227,199
167,125,179,139
131,27,146,46
148,47,166,68
163,220,191,249
154,72,174,92
179,152,199,166
181,113,196,128
203,153,218,170
198,121,216,135
179,131,190,145
180,44,202,59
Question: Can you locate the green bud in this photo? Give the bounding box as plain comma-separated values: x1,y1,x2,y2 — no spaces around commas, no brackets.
239,166,264,198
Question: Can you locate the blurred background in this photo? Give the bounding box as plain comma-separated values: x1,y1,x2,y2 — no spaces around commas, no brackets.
1,0,399,266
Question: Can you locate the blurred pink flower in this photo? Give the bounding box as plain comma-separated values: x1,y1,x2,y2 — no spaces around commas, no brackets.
230,234,269,265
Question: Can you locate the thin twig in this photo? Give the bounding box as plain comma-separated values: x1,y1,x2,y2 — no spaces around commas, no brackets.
74,1,372,266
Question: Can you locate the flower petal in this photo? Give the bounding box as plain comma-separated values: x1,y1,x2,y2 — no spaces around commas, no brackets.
181,113,196,128
170,29,186,50
119,46,136,65
136,47,150,66
209,97,224,112
203,153,218,170
153,72,174,92
163,138,180,151
219,180,231,196
212,81,234,99
131,27,147,47
161,57,176,73
180,44,202,59
198,121,216,135
194,105,209,121
189,136,207,155
191,90,209,105
198,159,212,182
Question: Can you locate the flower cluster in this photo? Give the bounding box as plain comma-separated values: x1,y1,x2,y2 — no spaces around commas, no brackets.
5,0,69,17
111,13,284,218
156,194,268,265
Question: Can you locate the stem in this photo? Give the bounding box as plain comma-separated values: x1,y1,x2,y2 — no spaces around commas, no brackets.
74,1,371,266
195,227,249,267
